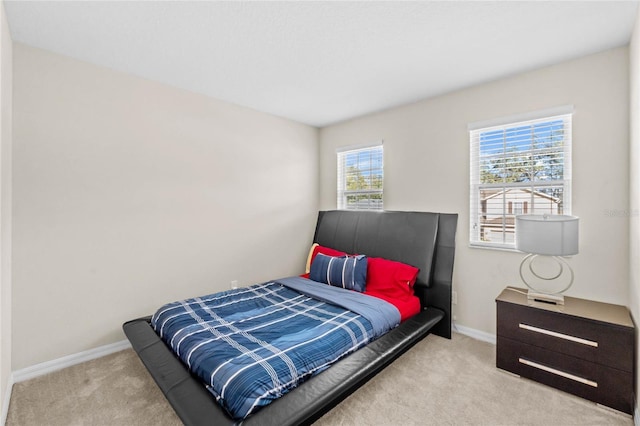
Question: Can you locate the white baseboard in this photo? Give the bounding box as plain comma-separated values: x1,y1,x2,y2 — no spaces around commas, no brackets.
453,323,497,345
12,340,131,384
1,373,13,426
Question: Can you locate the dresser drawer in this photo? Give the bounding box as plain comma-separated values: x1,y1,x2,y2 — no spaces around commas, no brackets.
497,336,633,414
497,300,634,373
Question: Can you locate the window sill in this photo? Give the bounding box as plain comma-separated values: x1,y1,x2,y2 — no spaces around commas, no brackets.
469,242,521,253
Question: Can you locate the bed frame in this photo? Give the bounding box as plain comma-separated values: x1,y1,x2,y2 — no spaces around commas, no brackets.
123,210,457,425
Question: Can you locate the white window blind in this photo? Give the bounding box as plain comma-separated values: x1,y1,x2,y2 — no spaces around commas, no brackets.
469,113,572,249
337,144,383,210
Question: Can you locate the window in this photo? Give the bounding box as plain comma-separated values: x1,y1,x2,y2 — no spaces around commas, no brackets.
470,110,572,249
337,144,383,210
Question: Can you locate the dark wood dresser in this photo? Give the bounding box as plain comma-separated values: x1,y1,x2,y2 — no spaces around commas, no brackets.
496,287,635,414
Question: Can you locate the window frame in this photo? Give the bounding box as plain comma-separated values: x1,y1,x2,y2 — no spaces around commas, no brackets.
337,143,384,211
469,108,573,250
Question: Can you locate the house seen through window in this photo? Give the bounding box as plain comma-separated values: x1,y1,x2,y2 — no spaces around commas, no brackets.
337,144,383,210
469,111,572,249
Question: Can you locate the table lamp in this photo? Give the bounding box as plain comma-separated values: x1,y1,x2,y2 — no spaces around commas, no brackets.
516,214,579,305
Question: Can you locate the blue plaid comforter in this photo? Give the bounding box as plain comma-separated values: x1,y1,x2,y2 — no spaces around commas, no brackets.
151,276,400,420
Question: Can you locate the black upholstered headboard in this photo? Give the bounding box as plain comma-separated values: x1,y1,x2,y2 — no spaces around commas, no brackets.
313,210,457,338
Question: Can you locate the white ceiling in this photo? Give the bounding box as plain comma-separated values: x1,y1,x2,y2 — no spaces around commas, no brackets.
4,1,638,127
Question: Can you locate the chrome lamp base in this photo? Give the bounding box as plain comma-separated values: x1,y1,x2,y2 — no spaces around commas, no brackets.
520,254,573,306
526,291,565,305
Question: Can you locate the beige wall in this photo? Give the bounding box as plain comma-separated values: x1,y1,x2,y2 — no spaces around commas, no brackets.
12,44,319,369
320,47,630,335
628,7,640,415
0,0,11,417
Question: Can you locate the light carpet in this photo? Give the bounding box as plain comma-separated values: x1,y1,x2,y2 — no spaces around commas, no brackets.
6,333,632,425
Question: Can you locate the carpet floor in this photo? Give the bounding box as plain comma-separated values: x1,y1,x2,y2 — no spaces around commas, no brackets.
6,333,633,425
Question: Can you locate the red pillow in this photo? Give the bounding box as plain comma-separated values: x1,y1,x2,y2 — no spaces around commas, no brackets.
364,257,419,300
368,291,421,322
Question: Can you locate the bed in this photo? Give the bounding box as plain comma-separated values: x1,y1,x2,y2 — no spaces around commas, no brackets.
123,210,457,425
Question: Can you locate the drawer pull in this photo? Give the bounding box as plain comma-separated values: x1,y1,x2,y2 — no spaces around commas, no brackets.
519,323,598,347
519,358,598,388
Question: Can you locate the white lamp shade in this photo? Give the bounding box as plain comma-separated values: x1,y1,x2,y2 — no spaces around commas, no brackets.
516,215,579,256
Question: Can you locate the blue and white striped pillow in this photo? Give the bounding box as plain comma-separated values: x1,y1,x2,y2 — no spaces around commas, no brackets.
309,253,368,292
